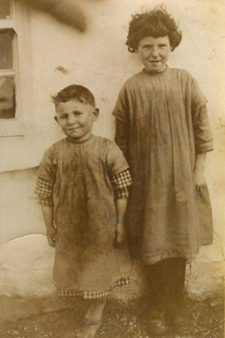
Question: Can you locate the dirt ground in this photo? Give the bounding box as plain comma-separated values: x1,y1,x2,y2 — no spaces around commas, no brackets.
1,296,224,338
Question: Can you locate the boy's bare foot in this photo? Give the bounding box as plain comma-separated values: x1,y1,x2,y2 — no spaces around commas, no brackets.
77,322,100,338
77,298,106,338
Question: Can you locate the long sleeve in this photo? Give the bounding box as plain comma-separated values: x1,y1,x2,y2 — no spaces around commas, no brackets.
115,119,129,160
192,104,214,154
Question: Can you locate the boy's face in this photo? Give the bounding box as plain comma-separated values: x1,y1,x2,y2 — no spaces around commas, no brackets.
55,99,99,141
137,36,171,73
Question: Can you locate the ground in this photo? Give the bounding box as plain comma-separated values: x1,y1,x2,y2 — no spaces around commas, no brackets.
0,296,224,338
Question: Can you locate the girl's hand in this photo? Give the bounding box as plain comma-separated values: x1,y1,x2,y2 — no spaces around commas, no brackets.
113,223,125,246
194,167,206,190
194,152,207,190
46,228,57,247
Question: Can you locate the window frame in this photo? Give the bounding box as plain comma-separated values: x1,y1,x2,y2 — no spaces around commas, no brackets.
0,0,33,138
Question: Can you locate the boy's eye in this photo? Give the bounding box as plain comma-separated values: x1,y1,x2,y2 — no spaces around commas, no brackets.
73,111,82,116
60,114,68,119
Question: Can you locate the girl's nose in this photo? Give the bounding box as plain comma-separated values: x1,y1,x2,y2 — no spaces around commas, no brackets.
151,47,159,57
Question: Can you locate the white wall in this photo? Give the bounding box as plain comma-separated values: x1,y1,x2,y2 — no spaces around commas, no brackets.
0,0,224,307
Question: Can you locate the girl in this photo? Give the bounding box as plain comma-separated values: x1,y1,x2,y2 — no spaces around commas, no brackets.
35,84,132,338
112,6,213,335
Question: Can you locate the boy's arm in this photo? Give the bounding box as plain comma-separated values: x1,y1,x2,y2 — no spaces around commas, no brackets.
114,198,127,245
111,169,132,245
34,176,56,247
41,205,57,247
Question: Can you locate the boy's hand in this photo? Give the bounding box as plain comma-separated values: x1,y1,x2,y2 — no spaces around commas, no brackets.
194,167,206,190
46,228,57,247
113,223,125,246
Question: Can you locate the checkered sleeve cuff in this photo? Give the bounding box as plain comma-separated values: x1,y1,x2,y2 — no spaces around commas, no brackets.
34,177,54,207
111,169,132,199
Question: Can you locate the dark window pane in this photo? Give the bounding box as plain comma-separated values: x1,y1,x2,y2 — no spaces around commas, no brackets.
0,76,16,119
0,0,11,19
0,30,14,70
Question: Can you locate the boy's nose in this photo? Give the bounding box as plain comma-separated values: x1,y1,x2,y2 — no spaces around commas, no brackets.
67,115,77,125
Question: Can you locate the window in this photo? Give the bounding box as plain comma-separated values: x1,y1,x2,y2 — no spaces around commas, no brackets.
0,30,16,119
0,0,32,141
0,1,17,120
0,0,33,171
0,0,11,19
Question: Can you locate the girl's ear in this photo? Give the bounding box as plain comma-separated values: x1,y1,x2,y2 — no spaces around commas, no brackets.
92,108,99,121
54,116,59,123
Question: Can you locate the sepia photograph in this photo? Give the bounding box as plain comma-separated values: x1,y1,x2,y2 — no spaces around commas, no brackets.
0,0,224,337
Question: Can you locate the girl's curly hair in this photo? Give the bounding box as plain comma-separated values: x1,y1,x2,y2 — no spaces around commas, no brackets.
126,5,182,53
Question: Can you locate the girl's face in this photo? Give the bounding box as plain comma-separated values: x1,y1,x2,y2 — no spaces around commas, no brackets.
137,36,171,73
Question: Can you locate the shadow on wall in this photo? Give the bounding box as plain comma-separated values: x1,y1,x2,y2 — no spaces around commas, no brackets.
16,0,105,32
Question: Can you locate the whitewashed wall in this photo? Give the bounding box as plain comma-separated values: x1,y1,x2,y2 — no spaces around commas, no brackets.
0,0,224,319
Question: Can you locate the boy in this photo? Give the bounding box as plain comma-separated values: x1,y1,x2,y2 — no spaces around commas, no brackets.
35,84,132,337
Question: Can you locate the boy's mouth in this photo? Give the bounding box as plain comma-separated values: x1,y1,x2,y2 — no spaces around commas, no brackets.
67,127,80,133
68,127,80,130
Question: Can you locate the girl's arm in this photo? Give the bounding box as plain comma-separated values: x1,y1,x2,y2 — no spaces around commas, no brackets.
192,104,213,190
194,152,206,190
41,205,56,247
115,119,129,160
193,105,213,154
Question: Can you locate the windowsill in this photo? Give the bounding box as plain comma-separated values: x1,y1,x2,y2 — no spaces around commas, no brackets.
0,134,24,138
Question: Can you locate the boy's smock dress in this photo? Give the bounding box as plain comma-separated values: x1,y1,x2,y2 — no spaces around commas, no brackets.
35,135,132,298
112,67,213,264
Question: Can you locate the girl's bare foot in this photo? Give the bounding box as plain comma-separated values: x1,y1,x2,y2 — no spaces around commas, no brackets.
147,310,167,336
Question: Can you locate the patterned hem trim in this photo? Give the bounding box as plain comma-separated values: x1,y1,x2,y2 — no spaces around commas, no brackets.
56,277,130,299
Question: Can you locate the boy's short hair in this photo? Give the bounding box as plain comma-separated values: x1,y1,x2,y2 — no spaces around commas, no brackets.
54,84,95,107
126,5,182,52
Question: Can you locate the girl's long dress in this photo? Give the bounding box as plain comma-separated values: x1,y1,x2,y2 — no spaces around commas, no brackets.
37,135,131,294
112,67,213,264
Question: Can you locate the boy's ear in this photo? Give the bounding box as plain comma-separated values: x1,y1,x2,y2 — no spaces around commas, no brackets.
92,108,99,121
54,116,59,123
